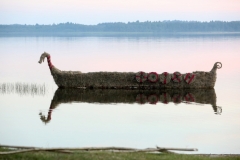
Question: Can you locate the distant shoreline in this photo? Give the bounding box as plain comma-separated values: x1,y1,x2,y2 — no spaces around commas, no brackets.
1,21,240,36
1,32,240,37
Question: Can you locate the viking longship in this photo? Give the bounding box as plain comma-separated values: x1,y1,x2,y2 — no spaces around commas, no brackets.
39,52,222,89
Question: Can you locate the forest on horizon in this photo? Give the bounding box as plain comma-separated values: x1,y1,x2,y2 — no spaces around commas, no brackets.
1,20,240,35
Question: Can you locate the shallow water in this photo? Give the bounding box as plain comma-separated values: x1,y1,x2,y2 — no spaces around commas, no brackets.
0,35,240,154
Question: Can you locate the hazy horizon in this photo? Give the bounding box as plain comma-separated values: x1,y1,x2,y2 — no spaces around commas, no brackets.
1,20,240,26
1,0,240,25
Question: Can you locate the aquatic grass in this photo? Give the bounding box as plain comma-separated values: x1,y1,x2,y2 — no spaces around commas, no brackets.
0,82,47,96
0,83,14,94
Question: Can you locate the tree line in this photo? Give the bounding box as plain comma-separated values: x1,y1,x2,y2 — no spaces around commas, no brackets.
1,21,240,33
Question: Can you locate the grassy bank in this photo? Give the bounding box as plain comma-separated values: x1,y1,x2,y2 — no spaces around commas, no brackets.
1,148,240,160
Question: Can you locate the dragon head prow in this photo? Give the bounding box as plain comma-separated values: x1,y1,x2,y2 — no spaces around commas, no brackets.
38,52,50,64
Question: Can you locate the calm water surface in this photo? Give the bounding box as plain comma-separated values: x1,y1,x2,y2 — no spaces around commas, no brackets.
0,35,240,154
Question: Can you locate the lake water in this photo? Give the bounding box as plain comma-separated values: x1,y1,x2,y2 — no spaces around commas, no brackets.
0,35,240,154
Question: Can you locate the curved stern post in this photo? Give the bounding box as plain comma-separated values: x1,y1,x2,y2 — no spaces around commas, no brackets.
210,62,222,74
209,62,222,88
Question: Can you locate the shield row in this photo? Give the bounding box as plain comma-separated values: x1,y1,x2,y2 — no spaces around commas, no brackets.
136,71,196,84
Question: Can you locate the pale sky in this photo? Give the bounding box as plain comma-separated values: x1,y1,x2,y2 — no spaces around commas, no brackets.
0,0,240,24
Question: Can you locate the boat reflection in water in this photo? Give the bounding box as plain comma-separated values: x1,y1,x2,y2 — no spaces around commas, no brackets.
40,89,222,124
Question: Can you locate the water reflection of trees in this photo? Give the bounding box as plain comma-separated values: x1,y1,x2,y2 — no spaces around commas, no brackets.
0,83,47,96
40,89,222,124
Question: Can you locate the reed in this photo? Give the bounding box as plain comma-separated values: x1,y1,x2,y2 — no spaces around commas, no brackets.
0,82,47,96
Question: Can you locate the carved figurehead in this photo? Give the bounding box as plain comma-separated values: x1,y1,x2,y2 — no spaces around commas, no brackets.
39,52,63,87
38,52,54,69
